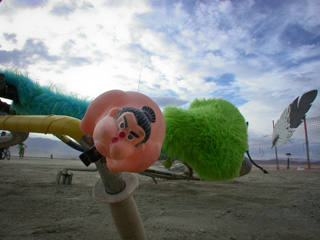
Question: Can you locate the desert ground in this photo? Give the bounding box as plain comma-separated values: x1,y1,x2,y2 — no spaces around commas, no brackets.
0,156,320,240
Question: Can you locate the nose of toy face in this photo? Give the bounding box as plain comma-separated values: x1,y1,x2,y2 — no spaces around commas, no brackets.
119,131,126,138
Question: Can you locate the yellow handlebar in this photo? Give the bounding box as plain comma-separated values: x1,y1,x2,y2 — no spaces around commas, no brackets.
0,115,84,143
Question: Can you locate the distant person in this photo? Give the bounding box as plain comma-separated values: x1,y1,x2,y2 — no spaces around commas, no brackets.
0,131,7,159
18,142,27,159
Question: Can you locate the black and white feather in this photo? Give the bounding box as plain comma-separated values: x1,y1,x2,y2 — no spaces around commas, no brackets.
272,90,318,148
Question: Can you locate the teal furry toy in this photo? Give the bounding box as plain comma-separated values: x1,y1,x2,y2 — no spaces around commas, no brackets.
0,69,90,119
0,69,248,181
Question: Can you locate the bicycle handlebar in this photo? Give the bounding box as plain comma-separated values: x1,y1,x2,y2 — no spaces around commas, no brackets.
0,115,84,143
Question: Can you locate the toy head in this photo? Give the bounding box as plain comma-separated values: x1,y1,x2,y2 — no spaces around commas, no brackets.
93,106,156,160
80,90,165,174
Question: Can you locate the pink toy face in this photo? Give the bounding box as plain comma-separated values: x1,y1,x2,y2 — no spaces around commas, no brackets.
93,109,146,160
80,90,166,174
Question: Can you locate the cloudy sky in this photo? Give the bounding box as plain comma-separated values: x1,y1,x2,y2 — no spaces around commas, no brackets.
0,0,319,160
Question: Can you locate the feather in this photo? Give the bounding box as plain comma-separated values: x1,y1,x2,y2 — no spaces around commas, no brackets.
272,90,318,148
272,106,294,148
289,90,318,128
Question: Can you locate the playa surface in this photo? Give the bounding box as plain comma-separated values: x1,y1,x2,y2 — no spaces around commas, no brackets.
0,157,320,240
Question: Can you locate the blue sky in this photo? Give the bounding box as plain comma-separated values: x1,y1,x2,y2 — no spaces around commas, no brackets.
0,0,319,160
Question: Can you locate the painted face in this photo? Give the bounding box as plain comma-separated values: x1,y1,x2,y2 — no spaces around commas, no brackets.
93,111,146,160
80,90,166,174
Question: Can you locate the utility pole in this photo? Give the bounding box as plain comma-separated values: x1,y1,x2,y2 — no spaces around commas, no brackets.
272,120,279,170
303,118,311,169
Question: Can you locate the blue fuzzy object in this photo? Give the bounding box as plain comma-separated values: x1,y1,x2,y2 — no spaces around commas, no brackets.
1,69,90,119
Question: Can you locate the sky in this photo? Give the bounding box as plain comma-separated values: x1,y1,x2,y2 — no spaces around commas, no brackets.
0,0,320,160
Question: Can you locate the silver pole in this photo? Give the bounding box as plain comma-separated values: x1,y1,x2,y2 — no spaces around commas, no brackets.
80,135,146,240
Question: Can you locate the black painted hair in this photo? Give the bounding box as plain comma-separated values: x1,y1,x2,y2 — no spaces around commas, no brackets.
114,106,156,145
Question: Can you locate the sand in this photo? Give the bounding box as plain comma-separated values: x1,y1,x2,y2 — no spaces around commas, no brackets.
0,157,320,240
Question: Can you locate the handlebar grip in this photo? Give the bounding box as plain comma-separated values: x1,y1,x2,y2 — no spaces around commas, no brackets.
0,115,84,143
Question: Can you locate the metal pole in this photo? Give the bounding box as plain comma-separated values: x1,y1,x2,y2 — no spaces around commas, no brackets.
285,153,291,170
80,136,127,194
272,120,279,170
275,147,279,170
303,118,311,169
95,159,126,194
80,136,146,240
93,173,146,239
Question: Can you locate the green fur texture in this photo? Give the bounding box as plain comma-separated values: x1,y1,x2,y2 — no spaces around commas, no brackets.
1,69,90,119
162,98,248,181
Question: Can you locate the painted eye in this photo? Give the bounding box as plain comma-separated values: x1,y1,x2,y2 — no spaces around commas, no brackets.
127,135,133,141
119,122,125,129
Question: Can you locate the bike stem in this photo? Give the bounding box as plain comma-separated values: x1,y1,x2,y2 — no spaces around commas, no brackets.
80,135,146,239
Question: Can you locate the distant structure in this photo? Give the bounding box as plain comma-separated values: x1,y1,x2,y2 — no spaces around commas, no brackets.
272,90,318,169
272,90,317,148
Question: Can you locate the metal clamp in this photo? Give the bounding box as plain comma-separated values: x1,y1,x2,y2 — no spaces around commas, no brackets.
79,145,103,166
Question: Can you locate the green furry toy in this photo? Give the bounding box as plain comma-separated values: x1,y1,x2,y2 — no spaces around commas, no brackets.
162,98,248,181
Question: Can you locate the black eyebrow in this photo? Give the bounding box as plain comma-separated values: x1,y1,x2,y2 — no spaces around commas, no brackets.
123,115,128,128
129,131,140,138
